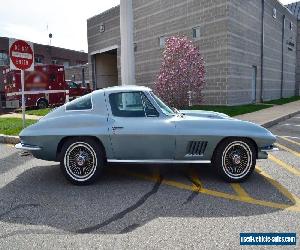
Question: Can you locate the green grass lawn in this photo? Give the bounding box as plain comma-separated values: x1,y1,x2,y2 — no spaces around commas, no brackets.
188,96,300,117
187,104,272,117
264,96,300,105
25,108,53,116
15,108,53,116
0,118,37,136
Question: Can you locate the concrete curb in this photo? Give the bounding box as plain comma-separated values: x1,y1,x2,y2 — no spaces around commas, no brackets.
261,110,300,128
0,134,20,145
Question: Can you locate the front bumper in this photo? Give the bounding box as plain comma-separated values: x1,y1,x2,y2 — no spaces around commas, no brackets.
15,143,42,151
258,145,279,159
260,145,279,153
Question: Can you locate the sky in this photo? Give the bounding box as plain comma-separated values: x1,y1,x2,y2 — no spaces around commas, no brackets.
0,0,296,52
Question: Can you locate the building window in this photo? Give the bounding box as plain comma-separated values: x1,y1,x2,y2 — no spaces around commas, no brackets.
63,61,70,68
52,59,58,65
159,36,166,49
76,61,85,65
290,22,293,31
273,8,277,19
192,26,201,39
35,55,44,64
99,23,105,33
0,51,8,66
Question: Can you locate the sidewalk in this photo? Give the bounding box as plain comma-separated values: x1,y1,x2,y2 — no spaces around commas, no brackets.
0,113,42,120
235,100,300,127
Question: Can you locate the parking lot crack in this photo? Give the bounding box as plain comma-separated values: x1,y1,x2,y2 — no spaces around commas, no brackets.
0,203,40,219
76,176,163,234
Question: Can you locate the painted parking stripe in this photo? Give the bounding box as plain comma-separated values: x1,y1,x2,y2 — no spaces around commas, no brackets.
279,136,300,147
188,168,202,190
280,124,300,127
256,166,300,208
269,154,300,177
275,143,300,158
230,184,251,200
276,135,300,140
114,168,300,212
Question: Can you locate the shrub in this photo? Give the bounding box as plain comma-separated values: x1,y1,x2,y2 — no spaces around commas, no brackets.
154,36,205,108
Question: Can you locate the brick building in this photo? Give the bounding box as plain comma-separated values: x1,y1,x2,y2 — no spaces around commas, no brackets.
0,36,88,92
87,0,298,105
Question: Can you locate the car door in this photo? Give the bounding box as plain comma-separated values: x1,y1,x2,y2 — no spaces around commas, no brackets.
107,91,176,160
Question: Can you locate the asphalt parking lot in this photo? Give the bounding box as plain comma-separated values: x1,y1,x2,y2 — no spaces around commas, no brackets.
0,115,299,249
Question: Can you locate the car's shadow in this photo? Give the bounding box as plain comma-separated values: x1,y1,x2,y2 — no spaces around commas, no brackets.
0,162,296,237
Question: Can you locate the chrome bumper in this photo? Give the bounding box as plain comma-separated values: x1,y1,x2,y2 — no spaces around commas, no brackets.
260,147,279,153
15,143,42,151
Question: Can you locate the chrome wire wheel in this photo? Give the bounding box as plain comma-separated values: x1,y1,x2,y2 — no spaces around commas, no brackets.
221,141,252,180
64,142,98,182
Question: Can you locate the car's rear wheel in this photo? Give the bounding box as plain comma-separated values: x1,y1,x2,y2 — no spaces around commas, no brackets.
60,137,104,185
213,138,256,182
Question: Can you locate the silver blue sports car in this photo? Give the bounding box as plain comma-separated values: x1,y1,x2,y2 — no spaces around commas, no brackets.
16,86,277,185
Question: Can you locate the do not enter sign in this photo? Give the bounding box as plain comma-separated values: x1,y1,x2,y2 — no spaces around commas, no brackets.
9,39,34,71
9,39,35,128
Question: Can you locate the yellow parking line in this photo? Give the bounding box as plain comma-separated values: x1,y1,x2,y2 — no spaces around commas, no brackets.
279,136,300,147
275,143,300,158
256,166,300,208
152,167,161,180
188,168,202,190
269,154,300,177
230,184,251,199
114,169,300,212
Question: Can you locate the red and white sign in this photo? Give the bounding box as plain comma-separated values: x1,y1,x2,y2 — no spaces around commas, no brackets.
9,39,34,71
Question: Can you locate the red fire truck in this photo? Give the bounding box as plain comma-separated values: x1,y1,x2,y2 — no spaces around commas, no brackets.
3,65,90,109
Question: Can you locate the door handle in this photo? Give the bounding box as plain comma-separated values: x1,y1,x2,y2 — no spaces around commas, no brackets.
112,126,124,131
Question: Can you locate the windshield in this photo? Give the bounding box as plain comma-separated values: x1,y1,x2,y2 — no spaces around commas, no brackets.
150,92,175,116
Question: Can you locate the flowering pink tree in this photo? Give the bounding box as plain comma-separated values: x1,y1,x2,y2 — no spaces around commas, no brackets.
154,36,205,108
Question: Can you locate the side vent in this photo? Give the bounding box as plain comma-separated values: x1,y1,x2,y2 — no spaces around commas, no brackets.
186,141,208,156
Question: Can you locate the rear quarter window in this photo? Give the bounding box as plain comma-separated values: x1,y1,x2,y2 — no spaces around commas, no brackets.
66,94,92,111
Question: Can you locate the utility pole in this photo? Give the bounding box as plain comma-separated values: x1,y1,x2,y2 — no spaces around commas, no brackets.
120,0,136,86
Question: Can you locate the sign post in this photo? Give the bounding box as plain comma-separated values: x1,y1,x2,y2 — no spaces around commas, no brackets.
9,39,34,128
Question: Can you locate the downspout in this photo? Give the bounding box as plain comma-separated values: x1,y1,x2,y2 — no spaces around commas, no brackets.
92,55,97,90
281,15,285,99
260,0,265,102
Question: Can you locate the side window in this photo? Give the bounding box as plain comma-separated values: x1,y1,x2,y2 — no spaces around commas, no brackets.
109,92,145,117
66,94,92,111
141,94,159,117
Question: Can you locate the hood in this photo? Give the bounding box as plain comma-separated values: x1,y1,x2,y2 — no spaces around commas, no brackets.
180,110,231,119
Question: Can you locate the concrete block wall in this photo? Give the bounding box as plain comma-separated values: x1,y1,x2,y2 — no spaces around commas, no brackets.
133,0,231,105
87,6,121,89
228,0,297,105
296,20,300,96
87,0,297,105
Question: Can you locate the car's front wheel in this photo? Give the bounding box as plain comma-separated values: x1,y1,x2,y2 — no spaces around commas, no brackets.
213,138,256,182
60,137,104,185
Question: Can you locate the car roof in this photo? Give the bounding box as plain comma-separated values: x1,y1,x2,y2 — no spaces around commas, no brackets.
93,85,152,95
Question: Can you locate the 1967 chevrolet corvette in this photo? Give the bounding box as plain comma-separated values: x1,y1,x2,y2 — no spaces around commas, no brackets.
16,86,278,185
